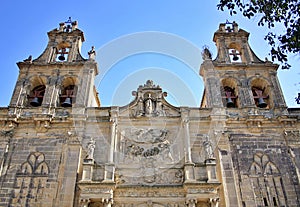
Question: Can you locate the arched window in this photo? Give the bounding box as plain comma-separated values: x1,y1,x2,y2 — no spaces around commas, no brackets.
55,41,71,62
60,85,76,107
252,87,269,108
221,78,239,108
249,153,286,206
28,85,46,107
251,78,270,108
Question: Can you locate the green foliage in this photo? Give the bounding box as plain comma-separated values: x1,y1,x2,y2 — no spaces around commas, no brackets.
217,0,300,69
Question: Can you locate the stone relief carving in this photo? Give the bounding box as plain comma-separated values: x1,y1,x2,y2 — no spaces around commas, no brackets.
116,127,182,185
115,168,183,185
121,128,174,163
114,203,185,207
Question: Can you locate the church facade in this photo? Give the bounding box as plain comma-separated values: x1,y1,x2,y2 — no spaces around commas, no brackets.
0,20,300,207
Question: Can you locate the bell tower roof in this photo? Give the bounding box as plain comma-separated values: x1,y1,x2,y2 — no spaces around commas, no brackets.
32,17,87,63
212,21,264,64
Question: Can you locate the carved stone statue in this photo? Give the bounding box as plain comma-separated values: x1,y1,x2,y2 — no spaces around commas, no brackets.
203,136,214,159
86,137,96,159
145,94,154,115
201,47,212,60
88,46,96,60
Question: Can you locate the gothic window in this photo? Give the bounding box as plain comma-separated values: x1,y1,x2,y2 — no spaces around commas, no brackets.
249,153,286,207
28,85,46,107
11,152,49,206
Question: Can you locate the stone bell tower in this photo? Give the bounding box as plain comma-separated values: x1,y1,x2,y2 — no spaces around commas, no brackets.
0,18,100,207
200,21,286,110
9,17,100,118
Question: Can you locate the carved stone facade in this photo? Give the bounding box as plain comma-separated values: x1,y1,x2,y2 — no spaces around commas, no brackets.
0,20,300,207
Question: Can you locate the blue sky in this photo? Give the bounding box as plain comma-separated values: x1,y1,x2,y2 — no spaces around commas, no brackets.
0,1,298,107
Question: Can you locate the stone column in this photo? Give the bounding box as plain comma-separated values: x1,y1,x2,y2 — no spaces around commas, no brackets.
181,108,195,182
109,108,118,163
104,107,118,182
183,118,192,163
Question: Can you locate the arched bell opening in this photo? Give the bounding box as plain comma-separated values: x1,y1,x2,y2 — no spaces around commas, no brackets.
228,43,242,63
221,78,239,108
55,41,71,62
59,77,77,107
60,85,76,107
251,78,270,108
28,85,46,107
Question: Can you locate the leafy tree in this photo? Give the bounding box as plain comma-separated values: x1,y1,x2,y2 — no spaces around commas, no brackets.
217,0,300,69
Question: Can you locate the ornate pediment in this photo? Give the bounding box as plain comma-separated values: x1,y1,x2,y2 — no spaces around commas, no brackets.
120,80,180,117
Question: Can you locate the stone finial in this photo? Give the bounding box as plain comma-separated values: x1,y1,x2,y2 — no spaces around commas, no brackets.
59,22,65,32
201,46,212,60
23,55,32,63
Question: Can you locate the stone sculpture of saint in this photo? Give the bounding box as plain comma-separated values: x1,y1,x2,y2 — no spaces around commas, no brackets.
86,137,96,159
145,94,154,115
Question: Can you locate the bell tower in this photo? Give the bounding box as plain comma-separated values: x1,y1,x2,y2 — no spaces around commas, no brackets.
9,18,100,117
200,21,286,110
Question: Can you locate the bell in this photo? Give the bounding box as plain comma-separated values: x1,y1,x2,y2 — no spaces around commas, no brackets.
58,54,65,61
232,54,239,61
226,98,235,108
30,97,40,107
257,97,267,108
61,97,72,107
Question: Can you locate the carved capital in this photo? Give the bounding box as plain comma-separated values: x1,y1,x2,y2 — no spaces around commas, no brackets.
102,198,113,207
79,198,90,207
35,120,51,133
185,198,197,207
209,197,220,207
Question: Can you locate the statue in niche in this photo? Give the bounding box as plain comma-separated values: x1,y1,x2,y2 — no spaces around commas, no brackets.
86,137,96,159
203,135,214,159
136,97,144,117
144,94,154,115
